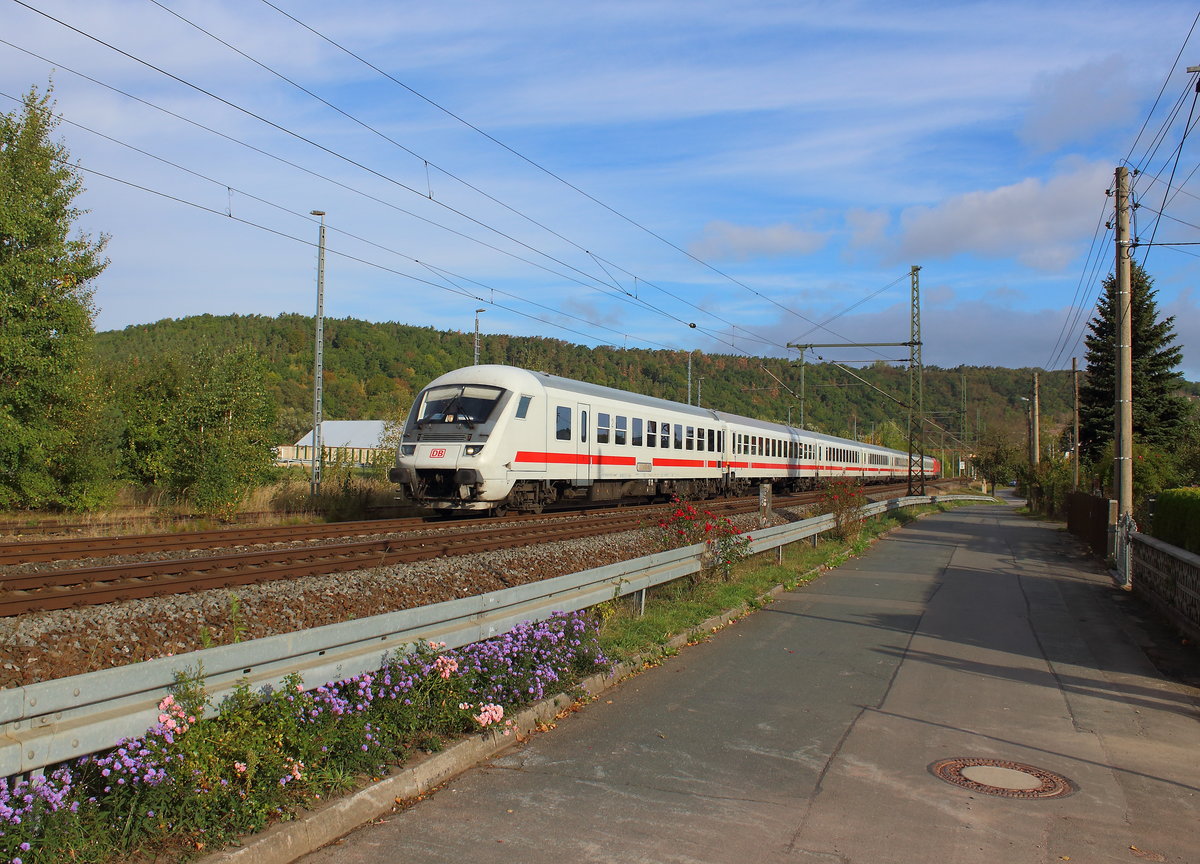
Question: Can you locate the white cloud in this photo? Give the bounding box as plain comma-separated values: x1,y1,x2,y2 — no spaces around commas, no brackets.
896,161,1112,271
1019,56,1141,153
689,220,829,261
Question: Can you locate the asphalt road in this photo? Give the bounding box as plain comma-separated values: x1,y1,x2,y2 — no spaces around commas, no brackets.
299,497,1200,864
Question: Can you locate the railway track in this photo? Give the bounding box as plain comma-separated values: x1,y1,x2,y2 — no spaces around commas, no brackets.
1,482,939,617
0,509,659,616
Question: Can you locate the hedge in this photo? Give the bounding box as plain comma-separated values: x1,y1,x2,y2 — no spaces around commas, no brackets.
1151,487,1200,555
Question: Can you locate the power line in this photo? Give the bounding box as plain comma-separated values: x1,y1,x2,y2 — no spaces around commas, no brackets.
255,0,856,341
8,1,819,358
0,34,733,343
0,88,688,355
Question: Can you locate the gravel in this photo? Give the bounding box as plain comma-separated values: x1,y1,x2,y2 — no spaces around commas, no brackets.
0,524,716,689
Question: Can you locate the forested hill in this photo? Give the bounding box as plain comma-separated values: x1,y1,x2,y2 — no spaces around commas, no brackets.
94,313,1078,447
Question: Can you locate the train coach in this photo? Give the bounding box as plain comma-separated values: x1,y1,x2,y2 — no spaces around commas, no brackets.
389,365,938,514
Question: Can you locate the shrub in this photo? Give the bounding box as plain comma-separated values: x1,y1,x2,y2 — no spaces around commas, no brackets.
818,478,867,541
655,499,752,579
1151,487,1200,554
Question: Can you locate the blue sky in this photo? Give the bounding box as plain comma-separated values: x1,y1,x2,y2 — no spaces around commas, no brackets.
4,0,1199,378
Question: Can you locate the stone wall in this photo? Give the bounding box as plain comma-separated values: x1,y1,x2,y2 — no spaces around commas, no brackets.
1132,533,1200,643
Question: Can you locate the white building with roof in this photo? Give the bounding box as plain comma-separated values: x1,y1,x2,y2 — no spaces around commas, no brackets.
277,420,391,467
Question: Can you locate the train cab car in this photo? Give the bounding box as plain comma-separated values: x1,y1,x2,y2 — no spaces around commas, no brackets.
389,365,539,512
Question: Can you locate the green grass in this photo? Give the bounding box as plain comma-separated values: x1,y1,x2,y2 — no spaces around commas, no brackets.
598,501,975,663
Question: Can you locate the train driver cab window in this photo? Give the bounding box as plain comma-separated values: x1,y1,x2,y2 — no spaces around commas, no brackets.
515,395,532,419
555,406,571,441
616,416,627,445
632,418,643,446
647,420,657,447
416,384,505,427
597,413,611,444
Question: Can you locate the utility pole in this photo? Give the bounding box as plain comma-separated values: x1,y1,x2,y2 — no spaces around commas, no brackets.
309,210,327,497
961,371,967,476
1032,371,1040,466
473,308,486,365
1072,357,1080,491
697,376,706,409
687,353,693,405
1114,166,1134,518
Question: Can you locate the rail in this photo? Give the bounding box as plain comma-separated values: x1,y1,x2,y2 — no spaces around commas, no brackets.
1,493,991,778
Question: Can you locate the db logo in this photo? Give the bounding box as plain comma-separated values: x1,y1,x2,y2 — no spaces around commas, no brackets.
429,448,447,459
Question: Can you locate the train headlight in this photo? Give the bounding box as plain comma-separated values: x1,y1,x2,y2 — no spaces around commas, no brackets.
400,445,416,456
464,444,485,456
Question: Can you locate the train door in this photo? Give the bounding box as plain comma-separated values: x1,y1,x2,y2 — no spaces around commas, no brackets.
575,403,591,485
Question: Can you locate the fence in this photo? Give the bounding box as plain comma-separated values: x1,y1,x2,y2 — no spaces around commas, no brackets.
1066,491,1116,557
1,494,991,779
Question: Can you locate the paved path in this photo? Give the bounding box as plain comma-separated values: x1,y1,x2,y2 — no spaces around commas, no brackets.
300,499,1200,864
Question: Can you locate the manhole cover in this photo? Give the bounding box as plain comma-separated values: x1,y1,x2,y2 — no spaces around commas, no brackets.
929,757,1075,799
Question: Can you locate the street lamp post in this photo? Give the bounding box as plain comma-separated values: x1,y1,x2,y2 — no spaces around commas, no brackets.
310,210,326,497
474,308,486,365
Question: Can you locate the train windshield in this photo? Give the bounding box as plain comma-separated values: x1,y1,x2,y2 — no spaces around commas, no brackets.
415,384,505,427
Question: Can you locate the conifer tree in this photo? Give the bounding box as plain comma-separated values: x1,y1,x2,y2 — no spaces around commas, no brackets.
0,86,109,508
1079,262,1189,460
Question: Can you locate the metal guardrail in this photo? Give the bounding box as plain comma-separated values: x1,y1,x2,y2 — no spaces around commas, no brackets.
1,493,992,778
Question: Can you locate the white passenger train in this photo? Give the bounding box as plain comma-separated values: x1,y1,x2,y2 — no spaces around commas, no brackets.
389,365,939,514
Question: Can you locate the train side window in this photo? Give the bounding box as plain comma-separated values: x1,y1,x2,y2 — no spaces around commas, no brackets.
696,428,705,452
674,424,684,449
718,431,724,452
661,421,671,448
632,418,643,447
685,426,694,451
647,420,657,448
516,395,532,419
708,429,715,451
597,412,610,444
556,406,571,441
581,411,588,443
616,416,627,445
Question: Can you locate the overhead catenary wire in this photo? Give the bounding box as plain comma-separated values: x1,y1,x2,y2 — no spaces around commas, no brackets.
0,88,683,354
0,36,754,349
9,0,943,402
140,0,825,353
7,3,752,343
254,0,863,342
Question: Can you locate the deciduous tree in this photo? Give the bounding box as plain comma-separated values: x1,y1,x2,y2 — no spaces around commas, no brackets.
0,86,109,508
